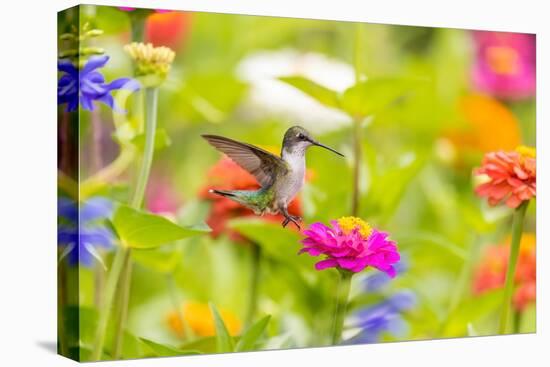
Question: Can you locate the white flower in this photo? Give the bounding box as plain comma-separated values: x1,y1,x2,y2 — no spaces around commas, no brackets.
236,49,355,133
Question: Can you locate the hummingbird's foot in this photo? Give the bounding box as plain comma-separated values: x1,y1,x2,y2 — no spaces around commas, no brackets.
282,215,301,230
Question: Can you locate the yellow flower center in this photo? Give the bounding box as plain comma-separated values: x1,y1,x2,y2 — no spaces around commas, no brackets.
337,216,372,238
516,145,536,158
486,46,519,75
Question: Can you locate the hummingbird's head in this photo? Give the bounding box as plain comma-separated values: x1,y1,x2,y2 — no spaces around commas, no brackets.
282,126,344,157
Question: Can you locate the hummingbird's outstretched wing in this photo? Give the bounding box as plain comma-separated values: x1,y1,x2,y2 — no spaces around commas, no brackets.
202,134,288,187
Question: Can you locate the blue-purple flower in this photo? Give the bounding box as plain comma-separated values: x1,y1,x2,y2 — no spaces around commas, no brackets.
348,291,416,344
57,55,140,112
58,196,116,267
363,260,408,292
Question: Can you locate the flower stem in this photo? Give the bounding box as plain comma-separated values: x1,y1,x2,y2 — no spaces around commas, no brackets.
351,119,362,217
245,242,262,328
439,235,481,335
514,309,523,333
80,145,136,199
111,87,159,358
330,270,353,345
91,87,159,360
499,201,529,334
111,249,133,359
94,262,105,309
351,23,364,217
131,87,158,208
130,12,147,43
91,248,127,361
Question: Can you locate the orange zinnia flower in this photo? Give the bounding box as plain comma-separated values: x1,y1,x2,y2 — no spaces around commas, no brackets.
473,233,536,311
166,301,241,338
474,146,536,208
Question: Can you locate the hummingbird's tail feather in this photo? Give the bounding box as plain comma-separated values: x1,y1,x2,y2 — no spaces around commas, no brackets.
207,188,270,215
208,189,237,198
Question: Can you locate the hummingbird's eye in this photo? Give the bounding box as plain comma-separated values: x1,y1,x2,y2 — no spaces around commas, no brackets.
298,133,305,140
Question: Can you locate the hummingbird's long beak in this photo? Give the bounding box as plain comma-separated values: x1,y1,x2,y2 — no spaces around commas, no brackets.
311,140,344,157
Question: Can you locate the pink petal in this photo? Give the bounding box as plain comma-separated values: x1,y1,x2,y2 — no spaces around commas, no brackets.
315,259,338,270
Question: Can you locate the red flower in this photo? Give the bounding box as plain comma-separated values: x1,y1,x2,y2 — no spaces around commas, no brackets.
473,233,536,311
474,147,536,208
145,11,192,49
201,156,303,241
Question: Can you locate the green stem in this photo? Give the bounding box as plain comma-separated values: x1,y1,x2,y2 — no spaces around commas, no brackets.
439,236,481,335
80,145,136,199
94,261,105,309
245,243,262,328
91,88,159,360
131,87,158,208
91,248,127,361
330,270,353,345
514,309,522,334
351,119,362,216
499,201,529,334
130,12,147,43
351,23,364,217
111,249,132,359
111,87,159,357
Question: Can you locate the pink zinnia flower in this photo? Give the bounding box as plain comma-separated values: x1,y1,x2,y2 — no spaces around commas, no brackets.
299,217,400,276
145,175,182,215
472,31,536,100
474,146,536,208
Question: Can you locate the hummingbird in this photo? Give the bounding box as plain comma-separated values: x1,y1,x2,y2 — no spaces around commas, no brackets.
202,126,344,229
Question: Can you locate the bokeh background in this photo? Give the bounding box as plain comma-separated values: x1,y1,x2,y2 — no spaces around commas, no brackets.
58,4,536,361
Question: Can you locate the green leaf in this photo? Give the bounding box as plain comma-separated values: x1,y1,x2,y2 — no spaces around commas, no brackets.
366,152,427,224
139,338,201,357
278,76,340,109
395,231,466,260
229,218,316,270
341,78,416,118
132,245,183,274
131,128,172,152
178,336,218,354
209,303,235,353
235,315,271,352
112,205,210,249
443,289,504,337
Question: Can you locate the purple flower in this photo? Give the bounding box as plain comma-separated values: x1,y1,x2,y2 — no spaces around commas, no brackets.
472,31,536,100
348,291,416,344
363,260,408,292
299,217,400,276
57,55,140,112
58,196,116,267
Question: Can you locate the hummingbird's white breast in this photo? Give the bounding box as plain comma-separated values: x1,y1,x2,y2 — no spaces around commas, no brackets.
276,148,306,209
